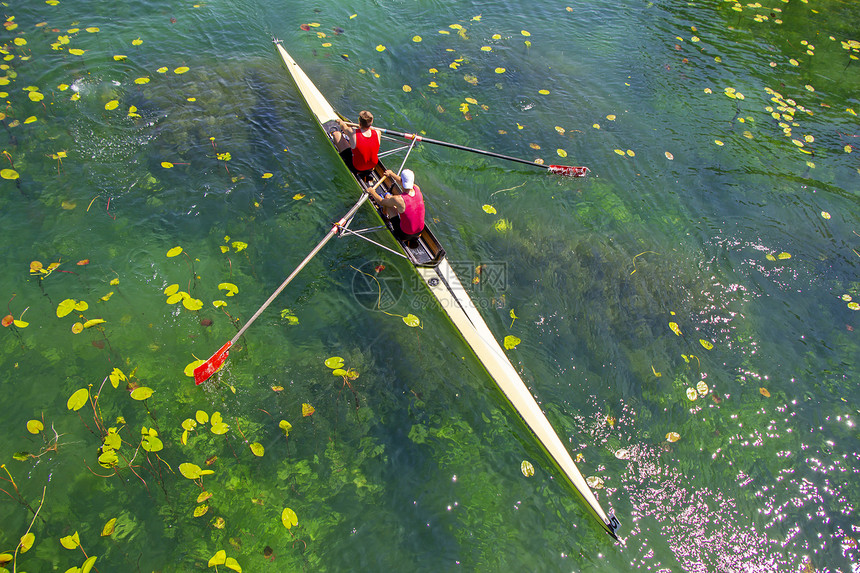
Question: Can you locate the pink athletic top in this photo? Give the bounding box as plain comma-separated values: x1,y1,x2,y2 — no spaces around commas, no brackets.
399,184,425,236
352,129,379,172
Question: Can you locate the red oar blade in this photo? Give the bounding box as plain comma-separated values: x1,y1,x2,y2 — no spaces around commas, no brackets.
194,341,233,385
548,165,589,177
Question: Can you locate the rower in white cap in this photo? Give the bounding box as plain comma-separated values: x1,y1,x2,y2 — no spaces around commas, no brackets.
366,168,425,240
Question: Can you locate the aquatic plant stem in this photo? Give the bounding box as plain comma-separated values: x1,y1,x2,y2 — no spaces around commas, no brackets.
12,485,46,573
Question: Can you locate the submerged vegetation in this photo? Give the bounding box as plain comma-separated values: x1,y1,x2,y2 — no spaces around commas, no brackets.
0,0,858,571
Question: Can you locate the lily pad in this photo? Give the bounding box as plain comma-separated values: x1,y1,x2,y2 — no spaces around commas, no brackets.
281,507,298,529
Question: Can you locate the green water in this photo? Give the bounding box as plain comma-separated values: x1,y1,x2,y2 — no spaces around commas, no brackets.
1,0,858,571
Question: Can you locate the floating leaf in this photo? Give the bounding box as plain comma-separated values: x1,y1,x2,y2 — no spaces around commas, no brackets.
586,476,604,489
20,532,35,553
697,381,709,396
777,252,791,260
208,550,227,567
101,517,117,537
503,335,521,349
848,302,860,311
29,91,44,102
130,387,153,400
60,531,80,549
376,44,386,52
211,422,229,435
686,387,698,401
403,314,421,327
75,300,88,312
166,246,183,257
184,359,205,377
67,388,89,411
179,462,203,480
615,449,630,460
182,297,203,311
249,443,265,457
141,433,163,452
279,420,292,436
669,322,681,336
651,365,662,377
324,356,345,369
26,420,43,434
164,284,180,296
83,319,106,328
69,48,85,56
293,193,305,200
196,410,209,424
2,314,12,327
302,403,315,417
105,100,119,110
402,85,412,92
665,431,681,442
15,320,29,328
494,67,506,74
280,308,299,324
261,172,273,179
766,253,776,261
614,149,625,156
231,241,247,252
665,150,674,159
98,450,119,467
57,299,77,317
281,507,298,529
82,555,97,573
759,387,771,398
699,339,714,350
174,66,189,74
521,460,534,477
132,37,143,45
225,557,242,572
193,504,209,517
218,282,238,296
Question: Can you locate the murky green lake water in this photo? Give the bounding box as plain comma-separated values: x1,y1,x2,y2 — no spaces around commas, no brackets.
1,0,858,571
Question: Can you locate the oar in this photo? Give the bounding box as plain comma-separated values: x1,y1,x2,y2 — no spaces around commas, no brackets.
193,178,387,385
347,123,588,177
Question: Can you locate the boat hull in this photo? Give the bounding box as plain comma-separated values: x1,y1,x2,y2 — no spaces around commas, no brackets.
274,39,619,539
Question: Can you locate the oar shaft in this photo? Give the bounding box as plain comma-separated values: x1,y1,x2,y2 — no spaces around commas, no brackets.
229,193,371,345
373,125,548,170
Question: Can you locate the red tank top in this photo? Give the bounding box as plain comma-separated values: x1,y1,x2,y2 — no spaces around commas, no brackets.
352,129,379,172
399,184,425,236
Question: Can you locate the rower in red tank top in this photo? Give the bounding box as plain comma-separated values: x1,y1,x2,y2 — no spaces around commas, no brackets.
335,110,380,180
366,168,426,239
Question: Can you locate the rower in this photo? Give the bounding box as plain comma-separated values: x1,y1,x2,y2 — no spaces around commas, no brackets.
336,110,380,181
367,169,425,241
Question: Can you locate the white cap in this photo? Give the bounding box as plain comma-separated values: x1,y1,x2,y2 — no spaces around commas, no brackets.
400,169,414,190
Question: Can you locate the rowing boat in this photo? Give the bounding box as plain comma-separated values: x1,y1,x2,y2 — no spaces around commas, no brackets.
273,38,620,539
